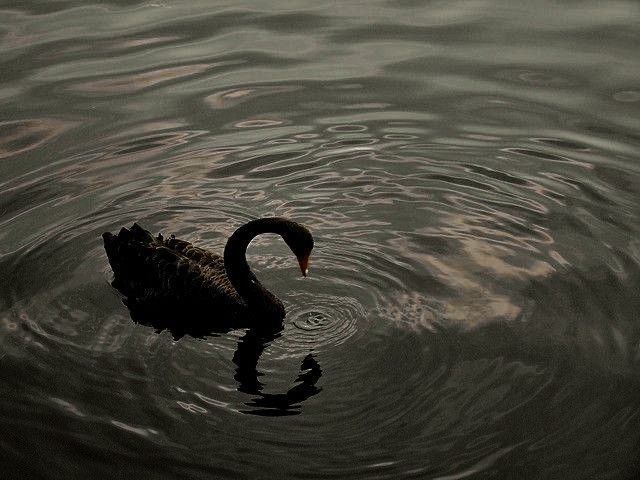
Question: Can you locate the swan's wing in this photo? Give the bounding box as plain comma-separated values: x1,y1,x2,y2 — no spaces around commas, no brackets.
105,225,244,316
163,236,223,269
144,246,241,306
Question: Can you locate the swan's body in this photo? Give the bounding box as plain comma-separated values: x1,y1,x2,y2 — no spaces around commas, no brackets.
102,218,313,329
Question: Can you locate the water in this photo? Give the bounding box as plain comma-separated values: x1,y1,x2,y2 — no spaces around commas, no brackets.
1,1,640,478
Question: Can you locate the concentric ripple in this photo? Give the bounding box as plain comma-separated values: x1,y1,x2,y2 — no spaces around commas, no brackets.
287,293,364,351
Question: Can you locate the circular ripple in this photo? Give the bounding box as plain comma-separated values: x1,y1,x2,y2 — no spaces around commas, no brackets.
326,124,368,133
283,293,364,353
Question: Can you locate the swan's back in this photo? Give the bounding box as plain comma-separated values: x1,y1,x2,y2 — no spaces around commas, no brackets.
103,223,243,314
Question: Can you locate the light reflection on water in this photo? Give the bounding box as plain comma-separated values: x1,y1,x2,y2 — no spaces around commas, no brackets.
1,0,640,479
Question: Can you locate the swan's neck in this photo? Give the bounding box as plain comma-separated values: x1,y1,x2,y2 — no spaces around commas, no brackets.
223,218,289,319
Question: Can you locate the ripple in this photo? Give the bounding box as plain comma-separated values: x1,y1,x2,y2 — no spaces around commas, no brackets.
70,63,214,95
493,68,580,88
326,124,368,133
531,137,590,152
505,147,588,165
205,85,300,109
233,118,285,129
286,294,363,352
0,118,75,160
613,90,640,102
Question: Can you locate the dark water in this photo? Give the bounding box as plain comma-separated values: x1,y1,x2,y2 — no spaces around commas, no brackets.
1,1,640,478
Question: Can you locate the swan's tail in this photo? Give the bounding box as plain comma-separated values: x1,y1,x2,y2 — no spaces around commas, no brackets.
103,223,160,296
103,221,154,250
104,223,149,262
104,222,153,245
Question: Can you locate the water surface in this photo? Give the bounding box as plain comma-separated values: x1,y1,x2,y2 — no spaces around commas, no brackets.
1,1,640,478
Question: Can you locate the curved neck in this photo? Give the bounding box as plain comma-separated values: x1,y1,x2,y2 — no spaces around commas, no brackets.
223,218,291,318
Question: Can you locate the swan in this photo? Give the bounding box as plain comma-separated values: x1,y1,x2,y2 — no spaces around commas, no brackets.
102,217,313,328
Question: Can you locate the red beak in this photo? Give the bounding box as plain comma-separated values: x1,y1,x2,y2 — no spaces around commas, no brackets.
298,253,310,277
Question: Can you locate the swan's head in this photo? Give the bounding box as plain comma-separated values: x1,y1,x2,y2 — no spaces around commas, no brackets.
282,223,314,277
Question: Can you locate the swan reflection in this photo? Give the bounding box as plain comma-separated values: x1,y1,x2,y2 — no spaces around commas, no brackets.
129,309,322,416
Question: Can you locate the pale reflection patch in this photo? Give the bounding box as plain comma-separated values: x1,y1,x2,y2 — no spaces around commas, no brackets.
0,119,76,159
70,63,213,94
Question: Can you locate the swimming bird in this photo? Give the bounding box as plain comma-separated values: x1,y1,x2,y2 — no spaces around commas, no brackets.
102,218,313,330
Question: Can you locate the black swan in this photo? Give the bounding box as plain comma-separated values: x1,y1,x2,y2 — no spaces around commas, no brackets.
102,217,313,328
